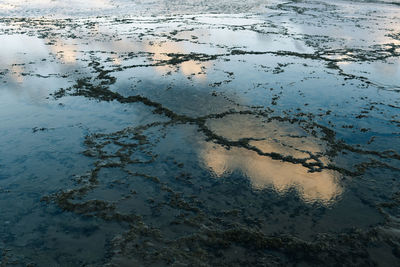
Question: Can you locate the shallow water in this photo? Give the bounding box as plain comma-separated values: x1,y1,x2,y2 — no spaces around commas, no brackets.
0,0,399,266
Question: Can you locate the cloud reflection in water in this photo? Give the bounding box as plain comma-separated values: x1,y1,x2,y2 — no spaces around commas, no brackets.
200,114,342,204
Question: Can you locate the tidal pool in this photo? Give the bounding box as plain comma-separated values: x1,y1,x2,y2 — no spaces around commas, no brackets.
0,0,399,266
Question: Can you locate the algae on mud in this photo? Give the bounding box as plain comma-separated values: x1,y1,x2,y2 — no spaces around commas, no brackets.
0,0,400,266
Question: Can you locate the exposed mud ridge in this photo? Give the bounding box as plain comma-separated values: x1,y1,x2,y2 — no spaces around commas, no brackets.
108,225,384,266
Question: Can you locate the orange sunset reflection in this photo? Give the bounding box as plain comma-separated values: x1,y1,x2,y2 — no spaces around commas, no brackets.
146,41,210,80
200,114,342,204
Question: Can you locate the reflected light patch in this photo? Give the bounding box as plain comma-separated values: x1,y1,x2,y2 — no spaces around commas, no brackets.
11,65,24,83
0,4,14,10
201,143,342,205
200,114,343,204
146,41,210,80
50,40,77,64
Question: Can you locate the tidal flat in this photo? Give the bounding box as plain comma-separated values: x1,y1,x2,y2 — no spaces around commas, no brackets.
0,0,399,266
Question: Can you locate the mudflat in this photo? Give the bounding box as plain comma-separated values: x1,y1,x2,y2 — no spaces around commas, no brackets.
0,0,399,266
